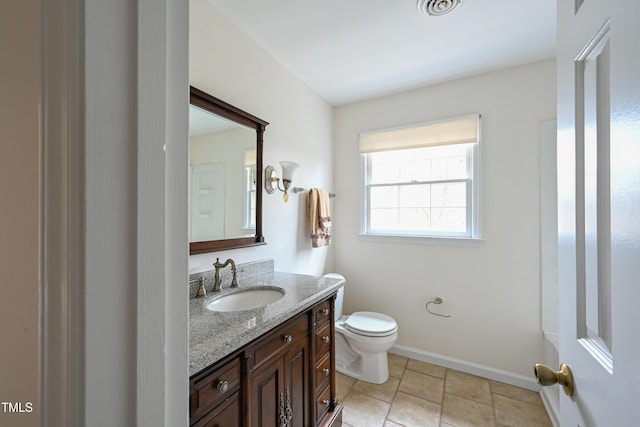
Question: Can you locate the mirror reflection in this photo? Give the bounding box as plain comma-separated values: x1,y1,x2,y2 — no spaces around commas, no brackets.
189,105,257,241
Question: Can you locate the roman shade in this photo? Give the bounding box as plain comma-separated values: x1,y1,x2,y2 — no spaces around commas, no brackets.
244,149,256,166
359,114,479,153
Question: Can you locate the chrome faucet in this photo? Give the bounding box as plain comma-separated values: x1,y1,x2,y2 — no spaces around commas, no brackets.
212,258,239,292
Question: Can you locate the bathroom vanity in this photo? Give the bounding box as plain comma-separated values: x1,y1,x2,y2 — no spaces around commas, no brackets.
189,270,344,426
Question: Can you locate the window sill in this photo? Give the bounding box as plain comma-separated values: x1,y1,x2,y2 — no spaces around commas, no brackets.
358,233,484,247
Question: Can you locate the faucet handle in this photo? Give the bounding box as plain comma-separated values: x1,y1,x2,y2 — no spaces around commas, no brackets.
196,277,207,298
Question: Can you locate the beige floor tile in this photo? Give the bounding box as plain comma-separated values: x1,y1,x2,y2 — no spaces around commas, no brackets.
387,391,441,427
388,353,408,378
336,372,357,401
406,358,446,378
342,390,391,427
441,393,496,427
398,369,444,404
493,394,552,427
340,358,554,427
351,376,400,403
490,381,544,406
445,370,492,406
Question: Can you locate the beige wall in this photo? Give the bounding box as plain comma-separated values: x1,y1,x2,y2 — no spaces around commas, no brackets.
189,0,556,384
189,0,335,276
333,59,556,380
0,1,41,426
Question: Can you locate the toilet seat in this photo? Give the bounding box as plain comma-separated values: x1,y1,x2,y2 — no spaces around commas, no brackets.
344,311,398,337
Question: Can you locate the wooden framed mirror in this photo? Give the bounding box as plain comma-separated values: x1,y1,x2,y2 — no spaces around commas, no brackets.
189,86,268,254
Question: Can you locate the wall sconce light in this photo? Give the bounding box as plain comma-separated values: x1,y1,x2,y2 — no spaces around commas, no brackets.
265,161,299,202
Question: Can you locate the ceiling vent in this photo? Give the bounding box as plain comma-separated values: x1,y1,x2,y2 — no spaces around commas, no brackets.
417,0,462,16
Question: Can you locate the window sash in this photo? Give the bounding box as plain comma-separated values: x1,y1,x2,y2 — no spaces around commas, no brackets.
363,141,476,238
365,179,472,237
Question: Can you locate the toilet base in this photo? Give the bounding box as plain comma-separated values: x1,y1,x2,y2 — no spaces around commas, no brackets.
336,350,390,384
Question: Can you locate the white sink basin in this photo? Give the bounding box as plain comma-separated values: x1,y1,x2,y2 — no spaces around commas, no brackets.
205,287,285,312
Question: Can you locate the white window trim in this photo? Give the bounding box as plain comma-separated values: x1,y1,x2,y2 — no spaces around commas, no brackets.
358,115,484,245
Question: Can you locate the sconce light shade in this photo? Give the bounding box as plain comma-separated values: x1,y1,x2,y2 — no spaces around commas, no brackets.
279,161,299,182
264,161,299,202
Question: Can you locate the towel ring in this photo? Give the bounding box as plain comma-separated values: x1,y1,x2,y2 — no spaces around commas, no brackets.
425,297,451,318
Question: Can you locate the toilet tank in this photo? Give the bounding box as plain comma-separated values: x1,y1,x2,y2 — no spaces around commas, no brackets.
323,273,345,319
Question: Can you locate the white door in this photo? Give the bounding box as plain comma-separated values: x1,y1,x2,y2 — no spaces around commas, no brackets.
555,0,640,424
190,163,225,241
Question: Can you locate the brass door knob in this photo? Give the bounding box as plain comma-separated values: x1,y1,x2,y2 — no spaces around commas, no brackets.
534,363,575,396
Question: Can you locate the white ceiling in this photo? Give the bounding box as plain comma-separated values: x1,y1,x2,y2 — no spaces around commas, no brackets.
189,105,238,137
207,0,557,105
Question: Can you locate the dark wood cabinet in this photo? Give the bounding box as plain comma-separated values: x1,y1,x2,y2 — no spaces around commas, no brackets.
190,355,242,426
193,390,242,427
310,298,336,424
248,353,286,427
190,294,342,427
285,336,310,426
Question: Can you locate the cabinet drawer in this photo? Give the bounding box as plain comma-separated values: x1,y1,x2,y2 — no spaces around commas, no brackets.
190,357,241,420
315,384,332,421
314,352,331,393
313,299,332,326
192,390,241,427
248,315,309,370
314,322,331,357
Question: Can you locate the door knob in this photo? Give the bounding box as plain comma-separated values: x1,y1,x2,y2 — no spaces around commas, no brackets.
534,363,575,396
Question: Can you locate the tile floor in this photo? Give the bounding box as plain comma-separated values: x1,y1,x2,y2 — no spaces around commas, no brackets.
337,354,552,427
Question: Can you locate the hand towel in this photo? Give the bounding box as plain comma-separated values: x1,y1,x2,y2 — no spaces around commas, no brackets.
307,188,332,247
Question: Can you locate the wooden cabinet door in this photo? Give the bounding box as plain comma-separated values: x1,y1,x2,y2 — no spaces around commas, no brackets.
249,353,286,427
286,336,310,427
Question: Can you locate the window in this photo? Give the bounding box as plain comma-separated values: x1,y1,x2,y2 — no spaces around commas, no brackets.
360,115,481,241
243,165,256,229
243,149,257,231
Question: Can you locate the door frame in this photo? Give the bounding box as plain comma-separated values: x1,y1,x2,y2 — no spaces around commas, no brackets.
41,0,189,425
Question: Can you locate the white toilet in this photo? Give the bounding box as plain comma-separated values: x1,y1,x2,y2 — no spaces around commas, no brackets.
324,273,398,384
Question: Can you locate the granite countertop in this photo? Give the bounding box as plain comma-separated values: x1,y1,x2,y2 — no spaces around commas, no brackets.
189,271,344,377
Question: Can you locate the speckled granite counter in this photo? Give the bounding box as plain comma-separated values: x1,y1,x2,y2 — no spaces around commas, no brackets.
189,271,344,377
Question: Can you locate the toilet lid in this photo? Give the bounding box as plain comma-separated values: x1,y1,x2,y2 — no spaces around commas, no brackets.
344,312,397,337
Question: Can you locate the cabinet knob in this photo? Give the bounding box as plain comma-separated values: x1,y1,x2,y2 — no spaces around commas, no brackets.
322,399,330,406
216,380,228,393
322,335,330,343
322,368,330,376
283,334,292,343
321,308,329,316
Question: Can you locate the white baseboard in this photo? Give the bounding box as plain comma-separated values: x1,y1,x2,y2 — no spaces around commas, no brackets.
390,344,539,391
539,386,560,427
